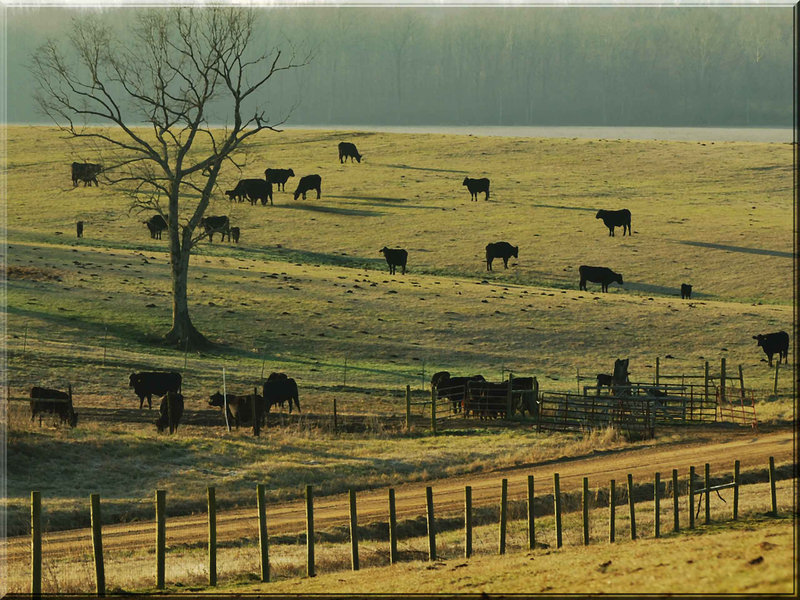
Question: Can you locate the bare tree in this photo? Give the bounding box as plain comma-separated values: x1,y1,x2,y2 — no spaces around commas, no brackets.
32,7,310,349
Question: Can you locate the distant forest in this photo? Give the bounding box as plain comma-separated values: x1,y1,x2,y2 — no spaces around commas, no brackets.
6,6,794,127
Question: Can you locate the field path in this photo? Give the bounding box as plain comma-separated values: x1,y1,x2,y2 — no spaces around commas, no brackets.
5,429,794,565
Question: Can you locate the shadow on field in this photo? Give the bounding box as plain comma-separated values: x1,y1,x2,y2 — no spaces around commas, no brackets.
327,194,408,203
379,163,468,174
530,203,597,212
280,203,384,217
622,280,704,297
676,240,795,259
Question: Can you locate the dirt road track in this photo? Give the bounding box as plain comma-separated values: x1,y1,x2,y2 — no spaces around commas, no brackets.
5,429,795,565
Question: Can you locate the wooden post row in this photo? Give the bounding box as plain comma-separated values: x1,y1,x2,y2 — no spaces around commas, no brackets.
769,456,777,517
90,493,105,597
465,486,473,559
155,490,166,590
499,479,508,555
257,484,269,583
627,474,636,541
349,489,359,571
582,477,590,546
654,473,660,539
527,475,535,551
426,486,436,561
553,473,562,548
733,460,740,520
609,479,615,543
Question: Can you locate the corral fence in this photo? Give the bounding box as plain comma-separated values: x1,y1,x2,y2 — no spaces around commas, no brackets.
536,392,655,440
23,456,790,596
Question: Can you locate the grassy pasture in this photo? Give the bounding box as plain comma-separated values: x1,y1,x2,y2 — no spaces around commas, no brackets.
4,126,795,540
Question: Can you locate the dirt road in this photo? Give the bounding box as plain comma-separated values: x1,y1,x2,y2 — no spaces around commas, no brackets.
6,429,794,566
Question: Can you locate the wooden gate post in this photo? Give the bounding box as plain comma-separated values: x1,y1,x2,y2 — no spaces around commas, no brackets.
654,473,660,539
704,463,711,525
582,477,590,546
688,466,695,529
527,475,535,550
655,356,660,386
208,487,217,586
349,489,359,571
609,479,615,543
553,473,562,548
90,493,105,597
704,361,710,402
769,456,777,517
306,485,315,577
733,460,740,520
672,469,680,532
155,490,166,590
465,485,473,558
388,488,398,564
627,474,636,540
257,484,269,583
499,479,508,554
405,385,411,430
31,491,41,597
426,486,436,560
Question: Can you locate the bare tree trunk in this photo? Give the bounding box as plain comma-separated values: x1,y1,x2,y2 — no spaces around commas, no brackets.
165,226,209,349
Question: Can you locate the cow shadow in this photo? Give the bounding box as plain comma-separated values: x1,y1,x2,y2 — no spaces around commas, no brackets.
676,240,795,259
280,204,384,217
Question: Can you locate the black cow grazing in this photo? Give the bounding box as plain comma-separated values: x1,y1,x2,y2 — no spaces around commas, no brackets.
294,174,322,200
463,177,490,201
200,215,230,243
578,266,623,292
226,179,273,206
129,371,182,409
379,247,408,275
596,373,613,393
262,372,301,413
432,372,486,414
76,221,84,239
681,283,692,299
155,391,184,434
753,331,789,367
485,242,518,271
209,391,267,428
71,162,102,187
265,168,295,191
595,209,632,237
224,226,240,244
144,214,168,239
30,386,78,427
338,142,362,163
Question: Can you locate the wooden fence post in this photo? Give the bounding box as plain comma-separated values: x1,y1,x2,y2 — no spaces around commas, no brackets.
257,484,269,583
405,385,411,430
499,479,508,554
627,474,636,540
609,479,615,543
527,475,535,551
465,485,473,558
688,466,695,529
654,473,660,539
773,362,780,397
306,485,315,577
31,491,41,597
208,487,217,586
704,463,711,525
349,489,359,571
769,456,777,517
672,469,679,532
655,356,660,386
733,460,740,520
426,486,436,561
720,357,726,404
553,473,562,549
430,386,437,434
155,489,166,590
704,361,710,402
582,477,590,546
90,493,105,597
388,488,398,564
738,365,746,401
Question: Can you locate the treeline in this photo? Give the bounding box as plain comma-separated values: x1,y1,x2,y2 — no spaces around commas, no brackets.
8,6,794,127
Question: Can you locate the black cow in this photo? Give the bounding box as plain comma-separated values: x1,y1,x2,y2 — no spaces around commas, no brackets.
262,372,300,413
155,391,184,434
209,391,267,428
294,174,322,200
463,177,490,201
510,377,537,416
596,209,632,237
681,283,692,299
432,372,486,414
30,386,78,427
223,226,240,244
226,179,273,206
129,371,182,409
579,266,623,292
338,142,362,163
465,381,508,419
200,215,230,243
596,373,613,394
265,168,295,191
753,331,789,366
379,247,408,275
144,214,168,239
76,221,84,239
485,242,518,271
71,162,102,187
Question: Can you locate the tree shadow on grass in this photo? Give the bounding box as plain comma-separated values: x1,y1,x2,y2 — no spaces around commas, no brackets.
378,163,468,174
279,203,384,217
675,240,795,259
